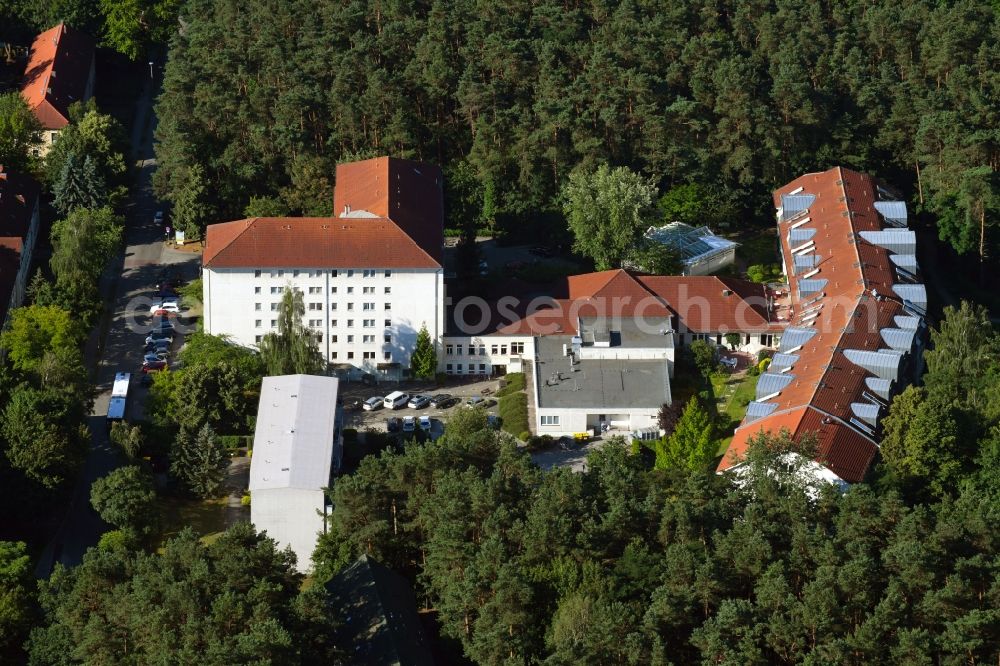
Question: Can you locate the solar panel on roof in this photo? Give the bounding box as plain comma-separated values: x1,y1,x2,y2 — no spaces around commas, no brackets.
789,227,816,244
864,377,892,400
779,327,816,352
880,327,916,352
781,194,816,221
843,349,903,381
892,284,927,312
797,278,827,297
769,353,799,370
756,372,794,400
893,315,921,330
850,402,880,425
744,401,779,423
873,200,908,227
858,229,916,255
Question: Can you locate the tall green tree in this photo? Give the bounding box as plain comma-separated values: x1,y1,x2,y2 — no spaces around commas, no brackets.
0,92,42,172
27,523,342,663
409,324,436,379
259,288,324,376
561,163,657,270
1,385,88,489
90,465,158,535
0,305,81,374
171,162,213,238
170,423,228,499
0,540,36,660
52,152,107,213
654,398,716,472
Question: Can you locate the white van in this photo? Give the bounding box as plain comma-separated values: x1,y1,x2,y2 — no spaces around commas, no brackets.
383,391,410,410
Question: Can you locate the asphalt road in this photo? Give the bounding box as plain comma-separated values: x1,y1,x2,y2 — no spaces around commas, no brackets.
35,66,200,576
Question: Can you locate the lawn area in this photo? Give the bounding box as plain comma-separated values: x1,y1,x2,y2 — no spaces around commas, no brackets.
709,371,759,455
732,227,779,268
155,495,229,551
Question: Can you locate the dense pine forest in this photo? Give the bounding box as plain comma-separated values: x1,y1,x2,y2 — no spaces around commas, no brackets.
152,0,998,274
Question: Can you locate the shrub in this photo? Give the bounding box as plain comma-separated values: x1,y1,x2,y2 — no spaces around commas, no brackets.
757,349,775,363
498,391,529,438
526,435,553,451
218,434,250,452
747,363,760,377
240,494,251,506
496,372,525,397
518,431,532,442
758,358,771,373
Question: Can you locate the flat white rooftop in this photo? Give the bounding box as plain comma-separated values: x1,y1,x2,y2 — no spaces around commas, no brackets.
249,374,339,492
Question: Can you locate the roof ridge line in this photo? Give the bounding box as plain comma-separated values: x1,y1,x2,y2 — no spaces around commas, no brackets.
207,217,260,267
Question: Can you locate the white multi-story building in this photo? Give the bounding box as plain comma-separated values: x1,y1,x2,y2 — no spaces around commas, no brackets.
203,157,445,378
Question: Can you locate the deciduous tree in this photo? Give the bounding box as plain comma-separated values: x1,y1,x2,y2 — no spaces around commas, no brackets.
90,465,157,534
259,288,324,376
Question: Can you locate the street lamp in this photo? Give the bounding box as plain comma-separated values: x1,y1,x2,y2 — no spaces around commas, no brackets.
148,61,154,79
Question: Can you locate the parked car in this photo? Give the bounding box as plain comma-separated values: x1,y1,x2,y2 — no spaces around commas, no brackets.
142,359,168,373
465,396,486,409
401,416,416,433
144,340,170,353
363,396,383,411
146,331,174,345
407,394,431,409
429,394,454,408
150,301,180,315
151,319,176,334
153,210,165,225
386,416,401,432
143,352,169,364
383,391,410,410
418,415,432,432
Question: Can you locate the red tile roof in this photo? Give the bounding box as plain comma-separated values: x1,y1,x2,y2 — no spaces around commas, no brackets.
203,217,439,269
21,23,95,130
0,167,41,238
718,406,879,483
719,167,922,483
639,275,782,333
205,157,445,269
333,157,444,262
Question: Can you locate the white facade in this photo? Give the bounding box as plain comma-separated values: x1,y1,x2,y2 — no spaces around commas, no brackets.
249,375,342,573
439,334,534,375
204,266,444,376
676,330,779,356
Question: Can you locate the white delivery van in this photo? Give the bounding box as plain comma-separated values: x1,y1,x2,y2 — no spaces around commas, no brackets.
383,391,409,410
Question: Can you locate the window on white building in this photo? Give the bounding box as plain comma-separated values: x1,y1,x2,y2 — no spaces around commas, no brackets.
330,303,337,310
446,364,453,373
255,320,261,328
384,335,391,343
500,345,507,355
363,335,374,343
456,344,463,355
255,303,262,311
315,333,323,343
455,363,463,373
384,352,391,361
384,319,391,327
384,270,392,277
347,319,354,327
445,344,453,355
491,344,498,355
540,415,560,426
346,270,354,277
347,335,354,343
479,363,486,373
270,303,279,311
363,269,375,278
347,286,354,294
363,302,374,311
347,351,354,359
255,335,262,343
347,303,354,311
271,320,277,328
293,270,300,277
384,286,391,294
511,342,525,354
270,286,282,294
478,346,486,356
331,286,337,293
254,286,261,294
332,335,338,343
331,269,338,277
308,286,321,294
760,334,774,347
384,302,391,310
254,270,261,278
331,351,338,359
308,319,321,327
331,319,337,327
363,286,374,294
308,302,322,311
363,319,375,328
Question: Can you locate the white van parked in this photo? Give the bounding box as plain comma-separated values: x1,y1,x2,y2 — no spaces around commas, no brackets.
383,391,410,410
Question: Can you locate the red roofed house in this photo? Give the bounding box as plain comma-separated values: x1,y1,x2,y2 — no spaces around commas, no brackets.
718,167,927,485
0,165,42,327
442,268,784,437
202,157,444,379
20,23,96,154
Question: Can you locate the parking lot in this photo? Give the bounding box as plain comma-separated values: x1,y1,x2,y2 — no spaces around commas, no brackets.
339,375,503,435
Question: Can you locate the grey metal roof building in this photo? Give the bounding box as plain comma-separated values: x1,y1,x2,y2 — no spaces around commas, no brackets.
249,374,342,572
644,222,738,275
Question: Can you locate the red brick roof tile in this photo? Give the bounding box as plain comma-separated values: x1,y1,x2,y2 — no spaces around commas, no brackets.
21,23,95,130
